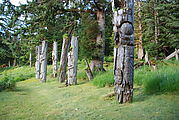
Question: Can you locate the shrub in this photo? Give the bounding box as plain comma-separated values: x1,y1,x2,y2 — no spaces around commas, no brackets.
93,70,114,87
104,56,113,62
14,74,34,82
0,74,16,91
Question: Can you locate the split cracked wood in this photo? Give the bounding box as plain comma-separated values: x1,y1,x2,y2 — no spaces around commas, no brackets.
58,35,71,83
35,45,42,79
52,41,58,77
112,0,134,103
40,41,48,82
67,36,78,85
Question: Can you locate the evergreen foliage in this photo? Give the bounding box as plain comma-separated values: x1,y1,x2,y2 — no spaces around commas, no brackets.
78,13,99,60
142,0,179,58
0,0,178,65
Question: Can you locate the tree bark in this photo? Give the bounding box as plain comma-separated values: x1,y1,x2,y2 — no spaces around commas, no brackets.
112,0,134,103
52,41,58,77
154,1,159,59
136,0,144,59
58,35,71,83
40,41,48,82
175,49,178,60
67,36,78,85
29,51,32,67
90,8,105,72
35,46,41,79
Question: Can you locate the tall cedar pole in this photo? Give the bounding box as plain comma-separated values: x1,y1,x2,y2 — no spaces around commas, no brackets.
40,41,48,82
52,41,58,77
112,0,134,103
35,45,41,79
67,36,78,85
59,35,71,83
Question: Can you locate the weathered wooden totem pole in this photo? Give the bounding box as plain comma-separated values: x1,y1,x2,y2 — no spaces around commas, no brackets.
40,41,48,82
52,41,58,77
67,36,78,85
35,45,42,79
59,35,71,83
112,0,134,103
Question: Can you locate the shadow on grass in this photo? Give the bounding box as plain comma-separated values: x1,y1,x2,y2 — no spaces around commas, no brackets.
133,87,151,103
10,86,31,93
57,80,89,89
77,80,89,85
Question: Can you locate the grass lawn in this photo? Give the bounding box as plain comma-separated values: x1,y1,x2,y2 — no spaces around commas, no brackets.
0,61,179,120
0,78,178,120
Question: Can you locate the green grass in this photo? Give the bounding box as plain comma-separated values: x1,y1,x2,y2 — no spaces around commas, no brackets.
0,66,35,91
0,78,178,120
0,66,35,81
93,70,113,87
93,60,179,94
135,61,179,94
0,60,178,119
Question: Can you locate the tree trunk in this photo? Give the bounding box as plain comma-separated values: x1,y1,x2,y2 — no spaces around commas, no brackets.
154,2,159,59
175,49,178,60
112,0,134,103
137,0,144,59
29,51,32,67
52,41,58,77
145,51,149,63
35,46,41,79
8,61,11,67
90,8,105,72
58,35,71,83
67,36,78,85
13,58,16,67
40,41,48,82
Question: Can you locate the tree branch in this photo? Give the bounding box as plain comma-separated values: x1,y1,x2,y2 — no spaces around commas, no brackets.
56,8,96,14
93,0,102,11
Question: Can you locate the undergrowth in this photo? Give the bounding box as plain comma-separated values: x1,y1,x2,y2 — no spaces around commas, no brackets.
93,70,113,87
135,60,179,94
0,74,16,91
0,66,35,91
93,60,179,94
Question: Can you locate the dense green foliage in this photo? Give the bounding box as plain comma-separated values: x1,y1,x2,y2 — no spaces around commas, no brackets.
78,14,99,60
141,0,179,58
0,74,16,91
0,0,21,65
1,0,178,65
0,66,34,90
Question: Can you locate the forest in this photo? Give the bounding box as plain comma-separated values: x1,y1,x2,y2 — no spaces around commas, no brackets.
0,0,179,119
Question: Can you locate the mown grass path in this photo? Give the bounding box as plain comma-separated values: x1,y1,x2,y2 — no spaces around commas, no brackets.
0,77,179,120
